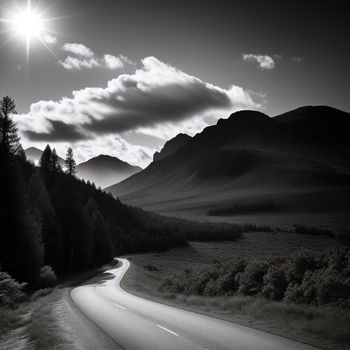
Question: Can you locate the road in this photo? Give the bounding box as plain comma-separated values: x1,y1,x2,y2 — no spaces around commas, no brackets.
71,259,318,350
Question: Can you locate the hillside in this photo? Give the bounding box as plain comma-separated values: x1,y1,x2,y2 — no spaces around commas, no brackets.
76,155,142,188
107,106,350,229
153,133,191,161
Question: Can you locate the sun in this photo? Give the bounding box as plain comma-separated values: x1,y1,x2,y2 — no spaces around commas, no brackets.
12,7,44,39
0,0,59,61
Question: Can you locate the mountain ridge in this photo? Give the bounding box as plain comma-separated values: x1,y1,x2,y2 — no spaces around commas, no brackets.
106,106,350,224
76,154,142,188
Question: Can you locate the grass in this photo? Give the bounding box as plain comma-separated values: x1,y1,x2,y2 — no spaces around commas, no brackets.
207,200,276,216
122,235,350,350
171,294,350,345
26,290,75,350
0,289,75,350
0,306,29,338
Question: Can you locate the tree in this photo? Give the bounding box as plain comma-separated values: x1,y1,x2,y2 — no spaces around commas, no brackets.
40,144,53,171
0,96,21,155
65,147,76,176
0,97,44,286
28,170,64,274
51,148,62,172
85,198,113,266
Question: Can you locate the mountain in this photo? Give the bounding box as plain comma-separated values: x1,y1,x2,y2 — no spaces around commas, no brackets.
106,106,350,226
153,133,191,161
76,155,142,188
25,147,64,166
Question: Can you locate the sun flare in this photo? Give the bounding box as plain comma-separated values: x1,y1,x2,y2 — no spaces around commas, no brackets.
11,8,44,39
0,0,58,61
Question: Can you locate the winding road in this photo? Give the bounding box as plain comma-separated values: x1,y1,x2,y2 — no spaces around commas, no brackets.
71,259,317,350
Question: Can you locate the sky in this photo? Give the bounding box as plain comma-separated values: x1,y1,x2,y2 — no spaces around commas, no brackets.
0,0,349,167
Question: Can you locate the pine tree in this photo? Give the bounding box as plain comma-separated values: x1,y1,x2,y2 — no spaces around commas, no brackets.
0,96,21,155
85,198,113,266
28,170,64,274
65,147,76,176
40,144,52,171
0,97,44,286
51,149,62,172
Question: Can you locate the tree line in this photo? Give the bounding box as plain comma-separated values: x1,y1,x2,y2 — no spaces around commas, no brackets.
0,96,245,293
0,96,187,290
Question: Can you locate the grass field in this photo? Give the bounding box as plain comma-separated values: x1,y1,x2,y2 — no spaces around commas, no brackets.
122,231,350,350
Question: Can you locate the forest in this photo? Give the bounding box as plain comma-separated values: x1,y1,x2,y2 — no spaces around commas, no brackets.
0,96,243,296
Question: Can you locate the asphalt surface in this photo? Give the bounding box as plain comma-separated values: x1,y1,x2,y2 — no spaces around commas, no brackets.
71,258,318,350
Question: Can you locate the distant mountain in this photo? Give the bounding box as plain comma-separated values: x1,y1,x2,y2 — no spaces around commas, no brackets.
25,147,64,166
106,106,350,222
153,133,191,161
76,155,142,189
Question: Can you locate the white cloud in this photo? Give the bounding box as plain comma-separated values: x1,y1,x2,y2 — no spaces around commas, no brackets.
62,43,94,58
61,56,100,70
18,56,261,166
242,54,275,70
103,54,123,70
60,42,133,71
43,34,57,45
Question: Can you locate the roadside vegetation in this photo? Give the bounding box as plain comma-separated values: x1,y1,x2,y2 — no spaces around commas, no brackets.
159,248,350,345
160,248,350,307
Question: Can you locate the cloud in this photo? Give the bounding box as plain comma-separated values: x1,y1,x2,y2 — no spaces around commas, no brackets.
25,120,86,142
60,42,133,71
43,34,57,45
242,54,275,70
18,57,260,166
62,43,94,58
60,56,100,70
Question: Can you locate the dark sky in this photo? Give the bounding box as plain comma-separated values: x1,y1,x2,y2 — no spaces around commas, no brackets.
0,0,349,165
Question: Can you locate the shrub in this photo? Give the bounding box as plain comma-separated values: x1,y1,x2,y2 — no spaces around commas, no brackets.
285,249,318,284
39,265,57,288
238,260,268,296
0,270,27,308
262,265,289,301
160,248,350,308
215,257,246,294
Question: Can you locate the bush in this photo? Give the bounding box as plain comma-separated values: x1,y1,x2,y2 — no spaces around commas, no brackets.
293,224,334,237
262,265,289,301
0,270,27,308
160,248,350,308
238,260,268,296
39,265,57,288
285,249,318,284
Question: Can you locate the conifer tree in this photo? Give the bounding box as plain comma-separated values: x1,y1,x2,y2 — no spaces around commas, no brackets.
28,170,64,274
65,147,76,176
51,148,62,172
0,96,21,155
40,145,53,171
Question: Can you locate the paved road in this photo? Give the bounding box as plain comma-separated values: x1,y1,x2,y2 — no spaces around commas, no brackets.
71,259,318,350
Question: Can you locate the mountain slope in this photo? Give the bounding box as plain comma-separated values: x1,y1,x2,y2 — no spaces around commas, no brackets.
106,106,350,224
153,133,191,161
76,155,142,188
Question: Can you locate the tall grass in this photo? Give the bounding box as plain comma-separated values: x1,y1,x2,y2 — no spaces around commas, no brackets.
172,294,350,344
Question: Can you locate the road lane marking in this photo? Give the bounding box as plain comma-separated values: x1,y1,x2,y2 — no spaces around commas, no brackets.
156,324,179,336
113,303,127,311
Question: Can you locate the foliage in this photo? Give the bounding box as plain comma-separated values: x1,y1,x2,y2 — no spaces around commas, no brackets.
39,266,57,288
0,268,26,308
160,249,350,308
65,147,76,176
